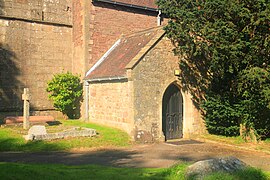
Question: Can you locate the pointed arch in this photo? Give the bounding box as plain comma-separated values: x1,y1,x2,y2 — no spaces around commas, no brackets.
162,83,183,140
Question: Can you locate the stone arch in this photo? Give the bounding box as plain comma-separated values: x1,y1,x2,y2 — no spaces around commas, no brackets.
162,82,183,140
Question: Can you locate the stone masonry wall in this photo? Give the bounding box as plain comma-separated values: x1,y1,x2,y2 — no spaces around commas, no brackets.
0,0,72,118
87,1,158,70
132,37,204,141
0,0,72,25
88,80,134,134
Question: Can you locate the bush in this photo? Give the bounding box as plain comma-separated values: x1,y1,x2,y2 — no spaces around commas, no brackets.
202,95,240,137
47,72,83,119
236,67,270,139
202,68,270,139
157,0,270,139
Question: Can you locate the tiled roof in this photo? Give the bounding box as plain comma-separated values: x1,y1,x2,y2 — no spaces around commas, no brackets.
94,0,158,10
114,0,158,9
85,27,164,81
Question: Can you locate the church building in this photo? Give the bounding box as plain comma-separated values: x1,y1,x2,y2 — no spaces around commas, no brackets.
82,0,205,141
0,0,205,141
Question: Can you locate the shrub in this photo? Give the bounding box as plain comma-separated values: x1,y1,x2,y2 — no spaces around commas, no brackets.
202,95,240,137
157,0,270,139
236,67,270,139
47,72,83,119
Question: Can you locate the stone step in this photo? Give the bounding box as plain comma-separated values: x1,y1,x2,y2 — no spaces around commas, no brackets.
4,116,55,124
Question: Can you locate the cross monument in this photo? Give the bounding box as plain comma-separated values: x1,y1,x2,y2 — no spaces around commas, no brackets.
22,88,30,129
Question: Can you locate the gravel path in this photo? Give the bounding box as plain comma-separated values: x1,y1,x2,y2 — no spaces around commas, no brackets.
0,140,269,170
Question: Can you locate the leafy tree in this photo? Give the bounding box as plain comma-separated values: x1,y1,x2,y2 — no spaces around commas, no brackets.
157,0,270,139
47,72,83,119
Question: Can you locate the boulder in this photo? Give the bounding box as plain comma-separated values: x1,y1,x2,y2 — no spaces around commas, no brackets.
185,157,247,179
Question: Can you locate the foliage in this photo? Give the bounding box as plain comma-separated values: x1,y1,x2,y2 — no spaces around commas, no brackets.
236,67,270,138
202,95,240,136
157,0,270,138
0,120,130,152
47,72,83,119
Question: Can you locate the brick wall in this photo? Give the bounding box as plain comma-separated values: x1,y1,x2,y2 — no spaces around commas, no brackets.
88,80,134,134
0,0,72,118
87,1,158,70
73,0,83,47
72,0,85,76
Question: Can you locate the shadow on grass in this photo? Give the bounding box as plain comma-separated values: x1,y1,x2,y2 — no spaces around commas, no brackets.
0,137,66,152
0,148,151,167
0,162,268,180
0,162,188,180
0,143,214,169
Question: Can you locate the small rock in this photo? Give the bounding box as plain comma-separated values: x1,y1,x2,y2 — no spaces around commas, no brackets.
185,157,247,179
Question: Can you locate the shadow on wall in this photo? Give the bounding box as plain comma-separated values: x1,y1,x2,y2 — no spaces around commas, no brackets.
0,43,23,114
0,0,3,15
178,55,211,111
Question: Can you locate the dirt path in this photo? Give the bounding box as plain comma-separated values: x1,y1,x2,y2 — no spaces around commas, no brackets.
0,140,269,170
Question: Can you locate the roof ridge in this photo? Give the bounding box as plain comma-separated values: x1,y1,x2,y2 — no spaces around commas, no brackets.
85,26,166,81
93,0,158,11
123,26,165,39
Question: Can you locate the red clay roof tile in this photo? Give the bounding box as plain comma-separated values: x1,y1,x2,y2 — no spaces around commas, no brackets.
114,0,158,9
94,0,158,9
85,27,163,80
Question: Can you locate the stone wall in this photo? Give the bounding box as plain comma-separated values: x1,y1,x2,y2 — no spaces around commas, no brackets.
0,0,72,118
88,80,134,134
0,0,72,25
132,37,204,140
87,1,158,70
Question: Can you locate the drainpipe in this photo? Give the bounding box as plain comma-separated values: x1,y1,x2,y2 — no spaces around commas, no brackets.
84,81,89,121
157,10,162,26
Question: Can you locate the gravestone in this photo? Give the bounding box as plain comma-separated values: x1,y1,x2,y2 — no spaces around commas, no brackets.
22,88,30,129
28,125,47,136
24,125,47,140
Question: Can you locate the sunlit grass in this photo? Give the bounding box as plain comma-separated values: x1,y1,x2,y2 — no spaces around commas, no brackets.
0,162,188,180
201,134,270,154
0,162,269,180
202,167,269,180
0,120,131,152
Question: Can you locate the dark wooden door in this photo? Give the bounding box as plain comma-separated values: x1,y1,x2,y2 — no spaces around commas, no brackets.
162,84,183,140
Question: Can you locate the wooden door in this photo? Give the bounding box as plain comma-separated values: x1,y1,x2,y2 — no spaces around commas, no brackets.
162,84,183,140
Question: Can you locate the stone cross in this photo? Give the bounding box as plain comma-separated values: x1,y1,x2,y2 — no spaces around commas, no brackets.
22,88,30,129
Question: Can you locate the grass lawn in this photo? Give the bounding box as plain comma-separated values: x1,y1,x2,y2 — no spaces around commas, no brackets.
0,121,270,179
0,162,269,180
0,120,131,152
201,134,270,154
203,168,270,180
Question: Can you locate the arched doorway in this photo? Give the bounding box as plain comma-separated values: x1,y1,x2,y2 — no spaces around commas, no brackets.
162,84,183,140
